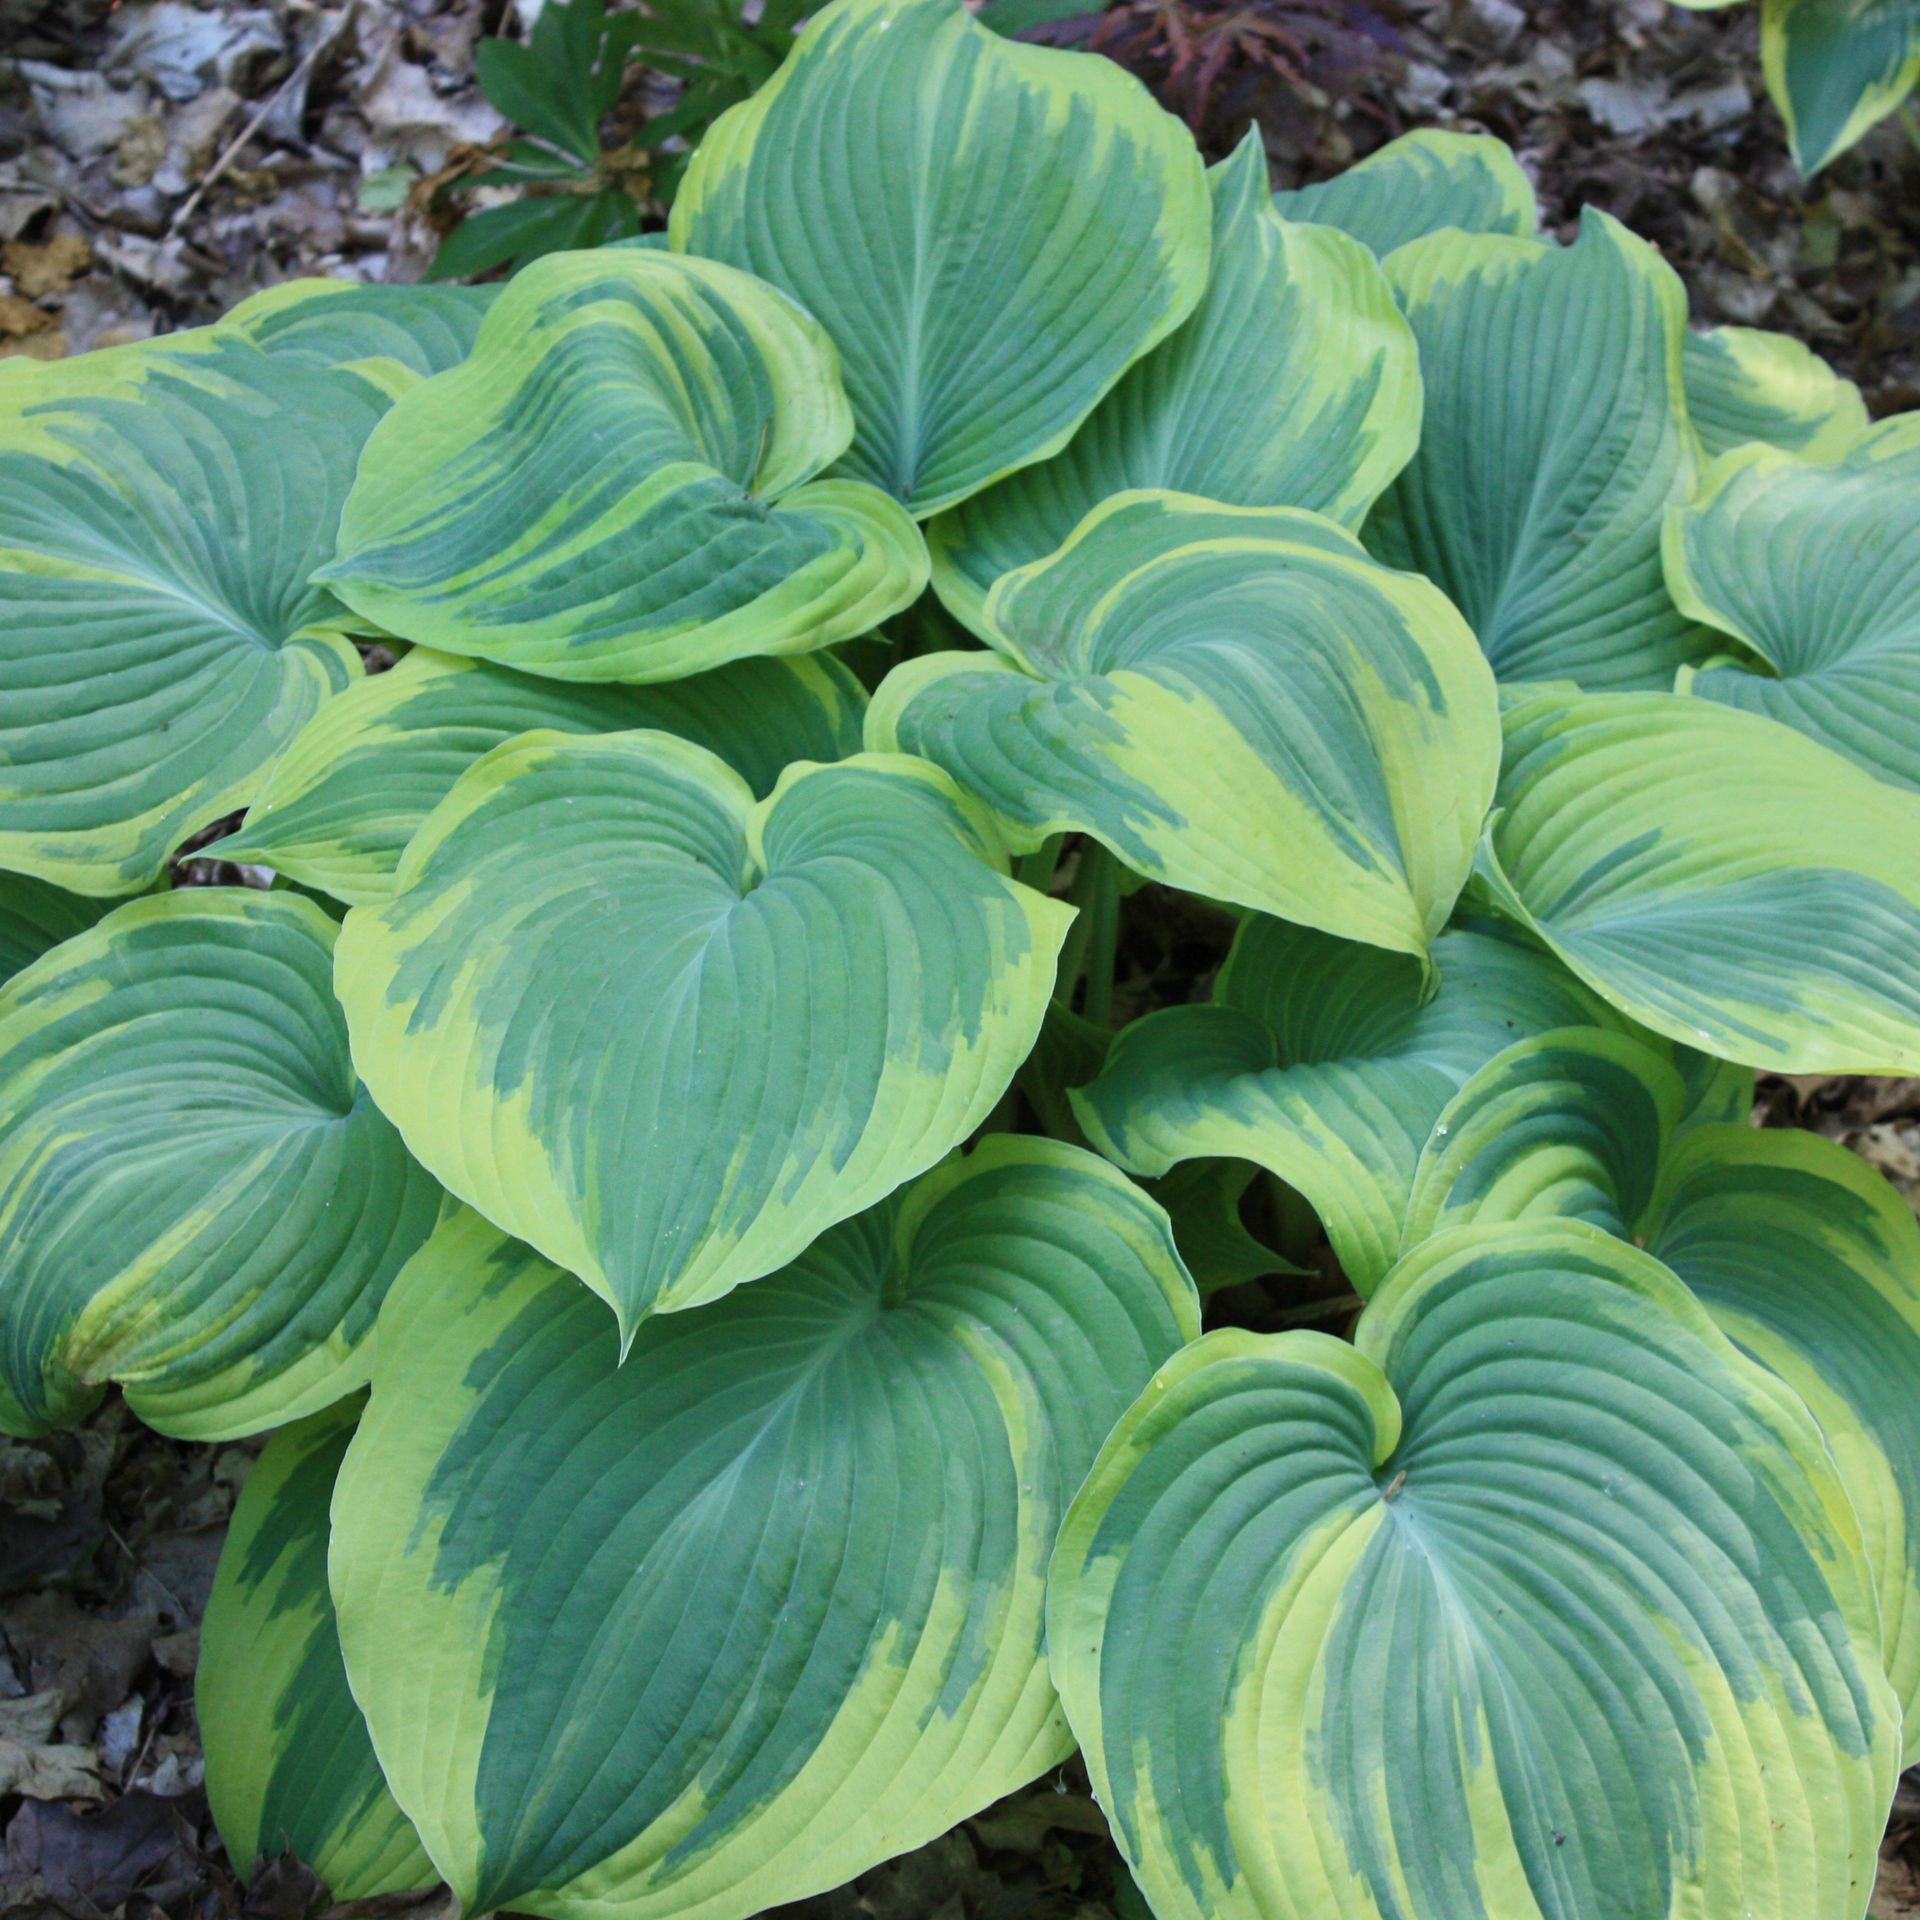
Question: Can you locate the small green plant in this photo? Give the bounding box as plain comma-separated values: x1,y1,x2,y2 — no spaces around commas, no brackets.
431,0,808,277
1673,0,1920,172
2,2,1919,1916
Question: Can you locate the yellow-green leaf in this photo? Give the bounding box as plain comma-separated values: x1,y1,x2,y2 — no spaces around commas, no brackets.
331,1146,1198,1918
320,249,927,683
334,735,1070,1337
672,0,1211,516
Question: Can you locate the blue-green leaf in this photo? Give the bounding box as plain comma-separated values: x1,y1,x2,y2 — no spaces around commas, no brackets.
331,1145,1198,1917
199,1398,431,1893
926,135,1420,630
0,889,443,1439
672,0,1212,515
1049,1220,1900,1920
320,249,927,683
334,735,1070,1337
1364,210,1712,691
1272,128,1537,255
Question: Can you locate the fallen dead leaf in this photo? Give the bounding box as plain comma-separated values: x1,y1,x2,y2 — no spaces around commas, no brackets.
1875,1847,1920,1919
0,1591,159,1741
3,231,93,299
0,1691,103,1804
0,293,54,340
0,1430,113,1595
0,1788,205,1913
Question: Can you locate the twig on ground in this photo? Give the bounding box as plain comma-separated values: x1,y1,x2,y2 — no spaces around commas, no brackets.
167,3,358,239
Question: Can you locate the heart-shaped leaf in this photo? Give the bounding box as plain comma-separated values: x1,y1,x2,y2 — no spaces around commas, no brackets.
223,278,499,395
222,647,865,906
1364,210,1712,691
1664,417,1920,791
926,136,1421,631
1070,914,1629,1291
0,890,443,1439
671,0,1211,516
1482,685,1920,1070
1271,127,1537,256
331,1144,1198,1918
0,875,110,986
0,332,382,895
320,250,927,683
1397,1038,1920,1759
1681,323,1868,461
872,494,1500,958
1048,1220,1901,1920
199,1398,431,1897
334,734,1070,1337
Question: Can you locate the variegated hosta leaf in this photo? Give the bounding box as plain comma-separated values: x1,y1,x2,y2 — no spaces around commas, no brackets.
331,1145,1200,1920
222,647,866,906
926,135,1421,632
0,874,110,985
1271,127,1537,256
1364,209,1711,691
1400,1027,1691,1252
0,331,381,896
871,494,1500,958
1681,323,1868,460
671,0,1211,517
222,278,499,398
1048,1219,1902,1920
1651,1124,1920,1762
1070,913,1625,1291
0,890,442,1440
1665,417,1920,791
1763,0,1920,173
199,1398,431,1894
1483,685,1920,1071
335,735,1069,1338
320,249,927,684
1401,1036,1920,1759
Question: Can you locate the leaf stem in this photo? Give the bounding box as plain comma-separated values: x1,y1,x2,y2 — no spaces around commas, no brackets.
1015,834,1064,894
1074,843,1122,1028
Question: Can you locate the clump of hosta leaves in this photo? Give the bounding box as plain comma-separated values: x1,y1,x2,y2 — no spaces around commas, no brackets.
2,2,1919,1917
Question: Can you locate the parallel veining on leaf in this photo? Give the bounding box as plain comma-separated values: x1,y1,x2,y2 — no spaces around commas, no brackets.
320,249,927,682
927,134,1421,630
331,1145,1198,1919
0,889,442,1439
199,1398,431,1895
222,646,866,906
1048,1221,1901,1920
0,331,382,895
672,0,1212,516
1482,685,1920,1072
334,732,1071,1336
1364,210,1712,692
1665,416,1920,791
875,493,1499,958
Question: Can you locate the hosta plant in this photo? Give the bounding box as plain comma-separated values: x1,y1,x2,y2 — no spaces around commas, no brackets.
2,3,1918,1917
1672,0,1920,173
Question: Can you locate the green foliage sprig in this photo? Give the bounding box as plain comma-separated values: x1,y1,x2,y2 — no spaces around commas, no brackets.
2,3,1919,1916
429,0,807,276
